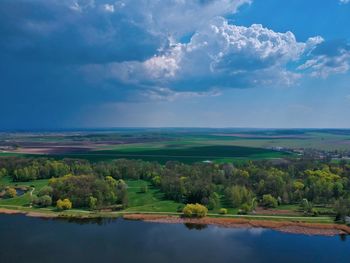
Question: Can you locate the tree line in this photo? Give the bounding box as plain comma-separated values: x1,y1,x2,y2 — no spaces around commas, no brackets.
0,157,350,221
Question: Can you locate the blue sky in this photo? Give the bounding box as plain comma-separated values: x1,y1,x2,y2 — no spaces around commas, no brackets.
1,0,350,129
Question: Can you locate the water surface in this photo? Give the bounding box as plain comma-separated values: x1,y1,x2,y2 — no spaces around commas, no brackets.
0,214,349,263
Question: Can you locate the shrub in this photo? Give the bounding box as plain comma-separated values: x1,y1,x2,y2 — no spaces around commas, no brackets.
311,208,319,217
261,194,278,208
208,192,220,210
37,186,53,197
225,185,253,208
89,196,98,210
33,195,52,207
300,198,313,214
238,203,252,214
177,205,185,212
5,187,17,198
56,198,72,211
219,208,228,215
183,203,208,218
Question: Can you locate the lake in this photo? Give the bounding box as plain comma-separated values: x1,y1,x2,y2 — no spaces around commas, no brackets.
0,214,349,263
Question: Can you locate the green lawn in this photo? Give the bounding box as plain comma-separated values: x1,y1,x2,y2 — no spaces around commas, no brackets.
0,177,50,207
124,180,183,212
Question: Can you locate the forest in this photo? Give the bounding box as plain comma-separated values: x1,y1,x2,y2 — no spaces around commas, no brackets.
0,157,350,222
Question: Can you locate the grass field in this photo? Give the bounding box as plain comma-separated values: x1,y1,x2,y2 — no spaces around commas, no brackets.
0,177,336,225
2,129,350,163
0,177,182,213
124,180,183,212
0,177,50,207
48,143,291,164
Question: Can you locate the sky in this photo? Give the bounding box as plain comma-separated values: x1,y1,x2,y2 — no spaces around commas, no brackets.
1,0,350,129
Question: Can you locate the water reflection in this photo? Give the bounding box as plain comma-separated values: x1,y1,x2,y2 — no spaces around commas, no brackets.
184,222,208,230
340,233,347,242
52,216,119,225
0,214,349,263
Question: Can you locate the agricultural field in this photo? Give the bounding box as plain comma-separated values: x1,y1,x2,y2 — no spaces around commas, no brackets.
1,128,350,164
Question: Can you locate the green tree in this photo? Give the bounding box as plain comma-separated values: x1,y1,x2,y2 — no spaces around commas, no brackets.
183,203,208,218
225,185,253,208
261,194,278,208
208,192,220,210
5,187,17,198
0,168,8,178
89,196,98,210
56,198,72,211
33,195,52,207
334,198,350,223
219,208,228,214
37,186,53,197
238,203,252,215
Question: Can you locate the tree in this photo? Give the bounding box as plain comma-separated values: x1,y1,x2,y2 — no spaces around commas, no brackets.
225,185,253,208
261,194,278,208
37,186,53,197
33,195,52,207
49,174,120,208
334,198,350,223
56,198,72,211
208,192,220,210
89,196,98,210
0,168,7,178
219,208,228,214
182,203,208,218
5,187,17,198
299,198,318,216
238,203,252,215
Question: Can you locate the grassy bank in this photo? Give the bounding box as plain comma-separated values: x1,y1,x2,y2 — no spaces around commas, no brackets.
0,176,336,225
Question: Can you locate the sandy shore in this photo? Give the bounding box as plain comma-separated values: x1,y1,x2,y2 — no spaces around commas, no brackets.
123,214,350,236
1,208,349,236
0,208,58,218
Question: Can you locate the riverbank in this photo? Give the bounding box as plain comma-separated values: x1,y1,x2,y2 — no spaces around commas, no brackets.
1,206,347,236
123,214,350,236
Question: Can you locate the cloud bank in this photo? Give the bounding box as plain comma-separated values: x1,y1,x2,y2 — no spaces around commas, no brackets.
1,0,350,128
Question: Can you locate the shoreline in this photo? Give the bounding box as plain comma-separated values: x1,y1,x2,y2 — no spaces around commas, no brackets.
123,214,350,237
1,207,349,236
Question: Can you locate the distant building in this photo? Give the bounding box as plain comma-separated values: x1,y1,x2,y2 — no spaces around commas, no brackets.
202,160,213,164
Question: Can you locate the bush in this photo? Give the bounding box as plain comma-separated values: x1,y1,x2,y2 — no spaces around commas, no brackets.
0,168,7,178
33,195,52,207
37,186,53,197
183,203,208,218
311,208,319,217
219,208,228,215
261,194,278,208
300,198,313,214
89,196,98,210
5,187,17,198
177,205,185,212
56,198,72,211
238,203,252,214
225,185,253,208
208,192,220,210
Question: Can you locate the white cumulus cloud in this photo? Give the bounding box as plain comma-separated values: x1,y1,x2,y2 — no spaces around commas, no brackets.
98,17,323,93
298,48,350,78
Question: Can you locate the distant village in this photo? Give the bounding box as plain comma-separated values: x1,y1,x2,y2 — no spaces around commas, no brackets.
270,146,350,161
